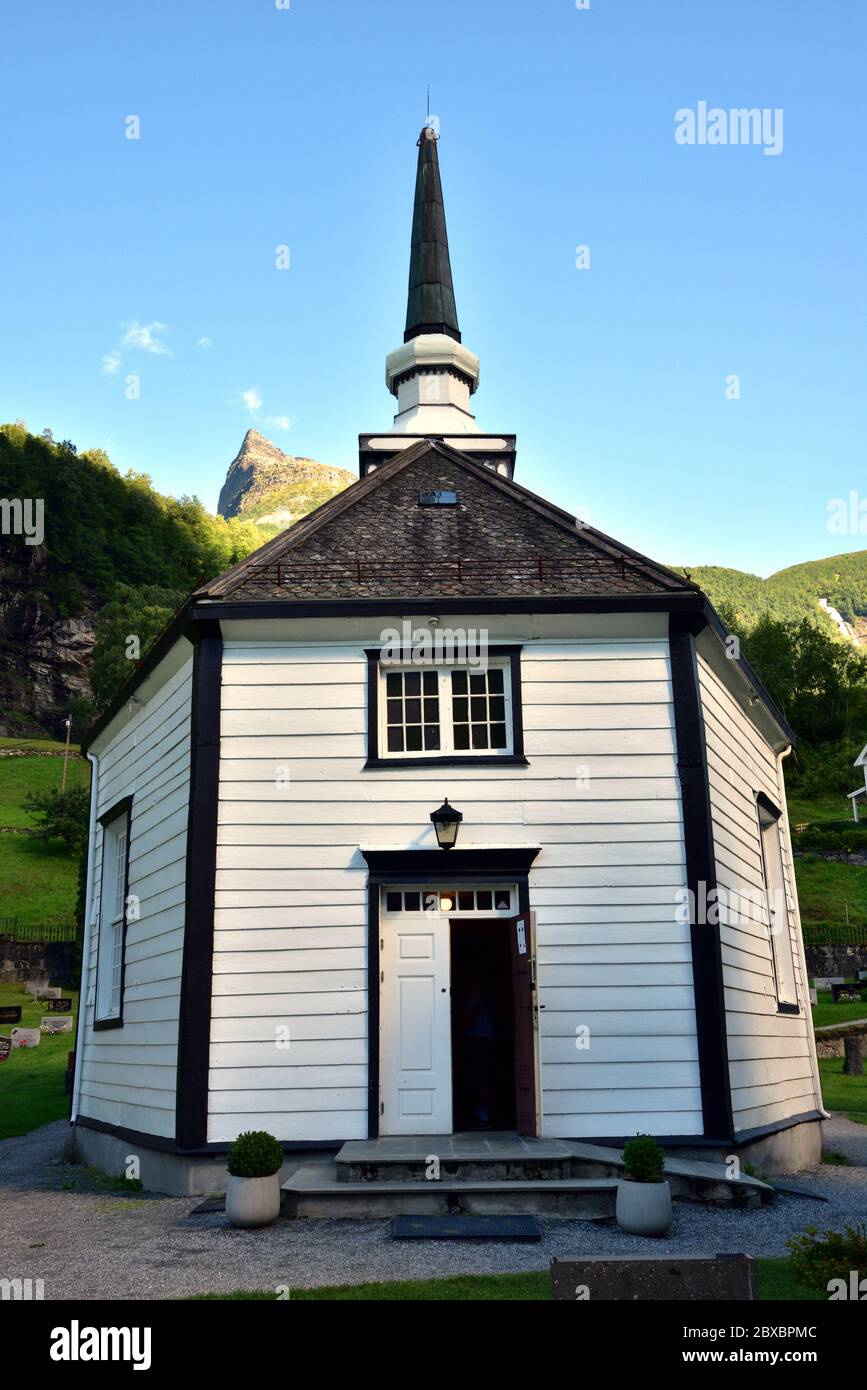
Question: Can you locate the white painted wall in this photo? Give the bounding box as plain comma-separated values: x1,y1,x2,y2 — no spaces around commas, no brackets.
696,643,820,1132
208,613,702,1143
78,649,193,1138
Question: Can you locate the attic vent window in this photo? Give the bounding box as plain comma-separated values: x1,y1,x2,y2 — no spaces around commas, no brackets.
419,489,458,506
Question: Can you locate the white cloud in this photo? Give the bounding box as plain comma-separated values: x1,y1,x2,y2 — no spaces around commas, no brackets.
197,336,212,348
121,320,170,355
264,414,293,432
242,388,263,415
101,319,170,375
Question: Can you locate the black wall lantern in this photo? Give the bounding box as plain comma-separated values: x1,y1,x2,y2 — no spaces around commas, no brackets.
430,798,463,850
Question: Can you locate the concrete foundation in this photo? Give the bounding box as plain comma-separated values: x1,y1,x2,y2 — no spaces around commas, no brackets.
70,1113,825,1198
68,1123,331,1197
734,1117,825,1177
673,1116,825,1177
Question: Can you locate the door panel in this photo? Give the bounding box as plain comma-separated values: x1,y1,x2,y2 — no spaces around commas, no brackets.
381,917,452,1135
509,912,539,1135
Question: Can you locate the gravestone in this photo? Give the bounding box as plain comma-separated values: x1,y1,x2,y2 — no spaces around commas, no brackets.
46,997,72,1013
809,987,818,1005
858,970,867,982
11,1026,40,1049
0,1005,22,1024
550,1255,757,1301
40,1016,73,1035
0,1037,11,1062
814,977,845,991
36,987,61,1000
843,1035,864,1076
24,980,49,995
832,982,865,1003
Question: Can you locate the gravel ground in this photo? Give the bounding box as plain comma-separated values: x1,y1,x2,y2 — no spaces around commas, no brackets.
1,1120,865,1300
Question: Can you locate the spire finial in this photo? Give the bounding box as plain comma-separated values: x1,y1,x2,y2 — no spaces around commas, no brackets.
404,123,460,343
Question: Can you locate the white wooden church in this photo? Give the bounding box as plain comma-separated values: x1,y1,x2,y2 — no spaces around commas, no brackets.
71,126,823,1195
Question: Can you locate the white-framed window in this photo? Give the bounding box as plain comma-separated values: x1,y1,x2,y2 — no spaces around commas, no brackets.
756,796,799,1012
379,661,513,759
381,885,516,915
95,804,130,1024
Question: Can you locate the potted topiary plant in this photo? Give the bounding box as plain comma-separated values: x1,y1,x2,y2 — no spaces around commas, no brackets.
616,1134,672,1236
225,1131,284,1228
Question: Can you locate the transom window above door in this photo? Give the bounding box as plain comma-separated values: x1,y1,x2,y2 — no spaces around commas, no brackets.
364,645,526,768
382,885,516,915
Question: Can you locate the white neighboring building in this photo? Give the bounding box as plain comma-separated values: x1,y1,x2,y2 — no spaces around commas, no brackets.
70,126,824,1194
847,743,867,821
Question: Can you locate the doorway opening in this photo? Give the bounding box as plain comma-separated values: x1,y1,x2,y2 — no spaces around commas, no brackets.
449,919,516,1131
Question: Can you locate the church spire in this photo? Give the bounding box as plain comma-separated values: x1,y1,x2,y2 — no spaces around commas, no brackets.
404,127,461,343
381,124,481,438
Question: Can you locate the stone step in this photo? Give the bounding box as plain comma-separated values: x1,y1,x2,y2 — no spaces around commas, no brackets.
333,1137,772,1208
336,1135,577,1185
283,1162,618,1219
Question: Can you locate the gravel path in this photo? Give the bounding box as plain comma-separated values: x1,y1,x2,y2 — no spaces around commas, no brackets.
821,1112,867,1167
1,1120,865,1300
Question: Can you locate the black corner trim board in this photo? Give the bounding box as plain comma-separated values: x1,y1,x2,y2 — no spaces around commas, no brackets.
363,848,541,1137
92,795,134,1032
175,622,223,1150
669,613,735,1142
364,644,525,766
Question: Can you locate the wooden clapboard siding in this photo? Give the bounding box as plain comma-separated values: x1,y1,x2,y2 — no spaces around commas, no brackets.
79,652,193,1138
210,630,703,1143
696,651,818,1132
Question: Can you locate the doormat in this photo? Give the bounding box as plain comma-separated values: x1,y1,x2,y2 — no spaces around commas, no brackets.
392,1214,541,1243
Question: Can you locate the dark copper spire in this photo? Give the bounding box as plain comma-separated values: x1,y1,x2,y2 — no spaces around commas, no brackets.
404,127,461,343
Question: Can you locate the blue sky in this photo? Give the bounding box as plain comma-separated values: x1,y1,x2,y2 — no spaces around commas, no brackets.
1,0,864,576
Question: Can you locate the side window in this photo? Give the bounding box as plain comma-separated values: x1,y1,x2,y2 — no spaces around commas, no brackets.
757,796,798,1011
95,803,131,1024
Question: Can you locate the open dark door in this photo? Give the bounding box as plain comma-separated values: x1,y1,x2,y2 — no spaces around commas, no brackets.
508,913,538,1135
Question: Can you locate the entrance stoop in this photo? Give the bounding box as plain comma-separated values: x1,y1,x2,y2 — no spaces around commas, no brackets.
280,1134,773,1219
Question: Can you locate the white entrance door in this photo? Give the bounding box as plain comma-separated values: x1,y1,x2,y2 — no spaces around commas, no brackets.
380,915,452,1135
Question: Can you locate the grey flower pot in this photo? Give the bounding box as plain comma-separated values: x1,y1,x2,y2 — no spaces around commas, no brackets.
615,1178,672,1236
226,1173,282,1229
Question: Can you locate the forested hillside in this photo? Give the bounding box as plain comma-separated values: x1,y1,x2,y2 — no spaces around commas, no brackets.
675,554,867,632
0,423,268,734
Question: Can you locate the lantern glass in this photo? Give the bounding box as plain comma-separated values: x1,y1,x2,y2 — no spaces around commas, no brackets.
430,798,462,850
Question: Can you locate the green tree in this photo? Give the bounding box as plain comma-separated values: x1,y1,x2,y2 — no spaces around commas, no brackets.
90,584,186,710
24,786,90,853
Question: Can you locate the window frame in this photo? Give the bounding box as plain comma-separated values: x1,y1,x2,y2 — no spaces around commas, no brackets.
755,791,800,1016
364,644,527,768
93,796,133,1030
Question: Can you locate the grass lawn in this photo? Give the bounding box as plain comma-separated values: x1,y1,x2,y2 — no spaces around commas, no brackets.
787,796,852,828
0,737,87,921
812,991,867,1028
0,737,71,753
794,854,867,927
0,981,78,1140
0,751,88,828
191,1259,819,1301
818,1057,867,1124
0,834,82,921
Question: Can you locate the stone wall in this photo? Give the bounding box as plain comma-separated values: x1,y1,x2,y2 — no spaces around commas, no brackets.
805,943,867,980
0,937,76,988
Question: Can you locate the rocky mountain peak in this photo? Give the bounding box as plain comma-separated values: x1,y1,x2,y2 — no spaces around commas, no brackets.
217,431,355,529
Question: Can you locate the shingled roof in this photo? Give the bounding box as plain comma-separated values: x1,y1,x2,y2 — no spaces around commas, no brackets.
195,438,697,603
